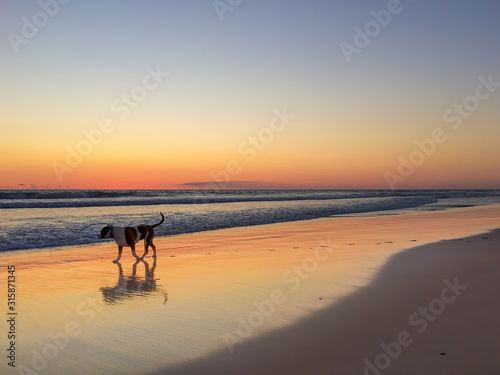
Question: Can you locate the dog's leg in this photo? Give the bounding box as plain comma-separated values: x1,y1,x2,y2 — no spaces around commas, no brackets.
150,241,157,258
140,241,149,260
113,246,123,263
130,243,140,259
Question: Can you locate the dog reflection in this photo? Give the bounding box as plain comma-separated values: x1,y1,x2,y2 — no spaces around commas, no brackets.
100,259,159,303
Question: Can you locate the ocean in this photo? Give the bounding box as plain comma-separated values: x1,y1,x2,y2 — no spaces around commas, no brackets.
1,189,499,252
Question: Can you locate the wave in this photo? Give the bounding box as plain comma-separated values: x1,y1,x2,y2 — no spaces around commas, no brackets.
0,190,387,209
0,196,437,251
0,190,139,201
0,189,498,209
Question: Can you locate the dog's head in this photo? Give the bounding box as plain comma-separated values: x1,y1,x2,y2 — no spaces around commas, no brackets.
98,225,113,239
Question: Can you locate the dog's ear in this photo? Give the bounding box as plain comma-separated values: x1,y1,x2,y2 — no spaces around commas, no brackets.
99,225,113,239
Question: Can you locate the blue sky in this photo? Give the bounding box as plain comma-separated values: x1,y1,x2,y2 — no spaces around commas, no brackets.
1,0,499,189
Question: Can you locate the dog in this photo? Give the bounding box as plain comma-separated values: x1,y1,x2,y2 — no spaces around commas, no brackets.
98,212,165,263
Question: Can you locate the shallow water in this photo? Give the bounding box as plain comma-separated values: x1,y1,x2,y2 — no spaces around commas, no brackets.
1,189,499,251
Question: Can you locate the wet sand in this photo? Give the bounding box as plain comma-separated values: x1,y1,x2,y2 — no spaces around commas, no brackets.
1,204,499,374
163,227,500,375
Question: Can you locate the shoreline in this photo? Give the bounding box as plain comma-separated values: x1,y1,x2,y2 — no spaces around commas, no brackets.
1,202,498,257
1,204,499,374
1,193,498,254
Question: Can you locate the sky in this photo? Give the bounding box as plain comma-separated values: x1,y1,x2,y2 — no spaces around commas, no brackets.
0,0,499,190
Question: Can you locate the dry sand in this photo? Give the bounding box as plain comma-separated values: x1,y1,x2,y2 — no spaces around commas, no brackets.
1,204,499,375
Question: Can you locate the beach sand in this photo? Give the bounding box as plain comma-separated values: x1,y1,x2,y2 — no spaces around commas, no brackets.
1,204,500,374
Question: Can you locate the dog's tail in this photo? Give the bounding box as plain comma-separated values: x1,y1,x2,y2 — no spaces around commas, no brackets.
152,212,165,228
